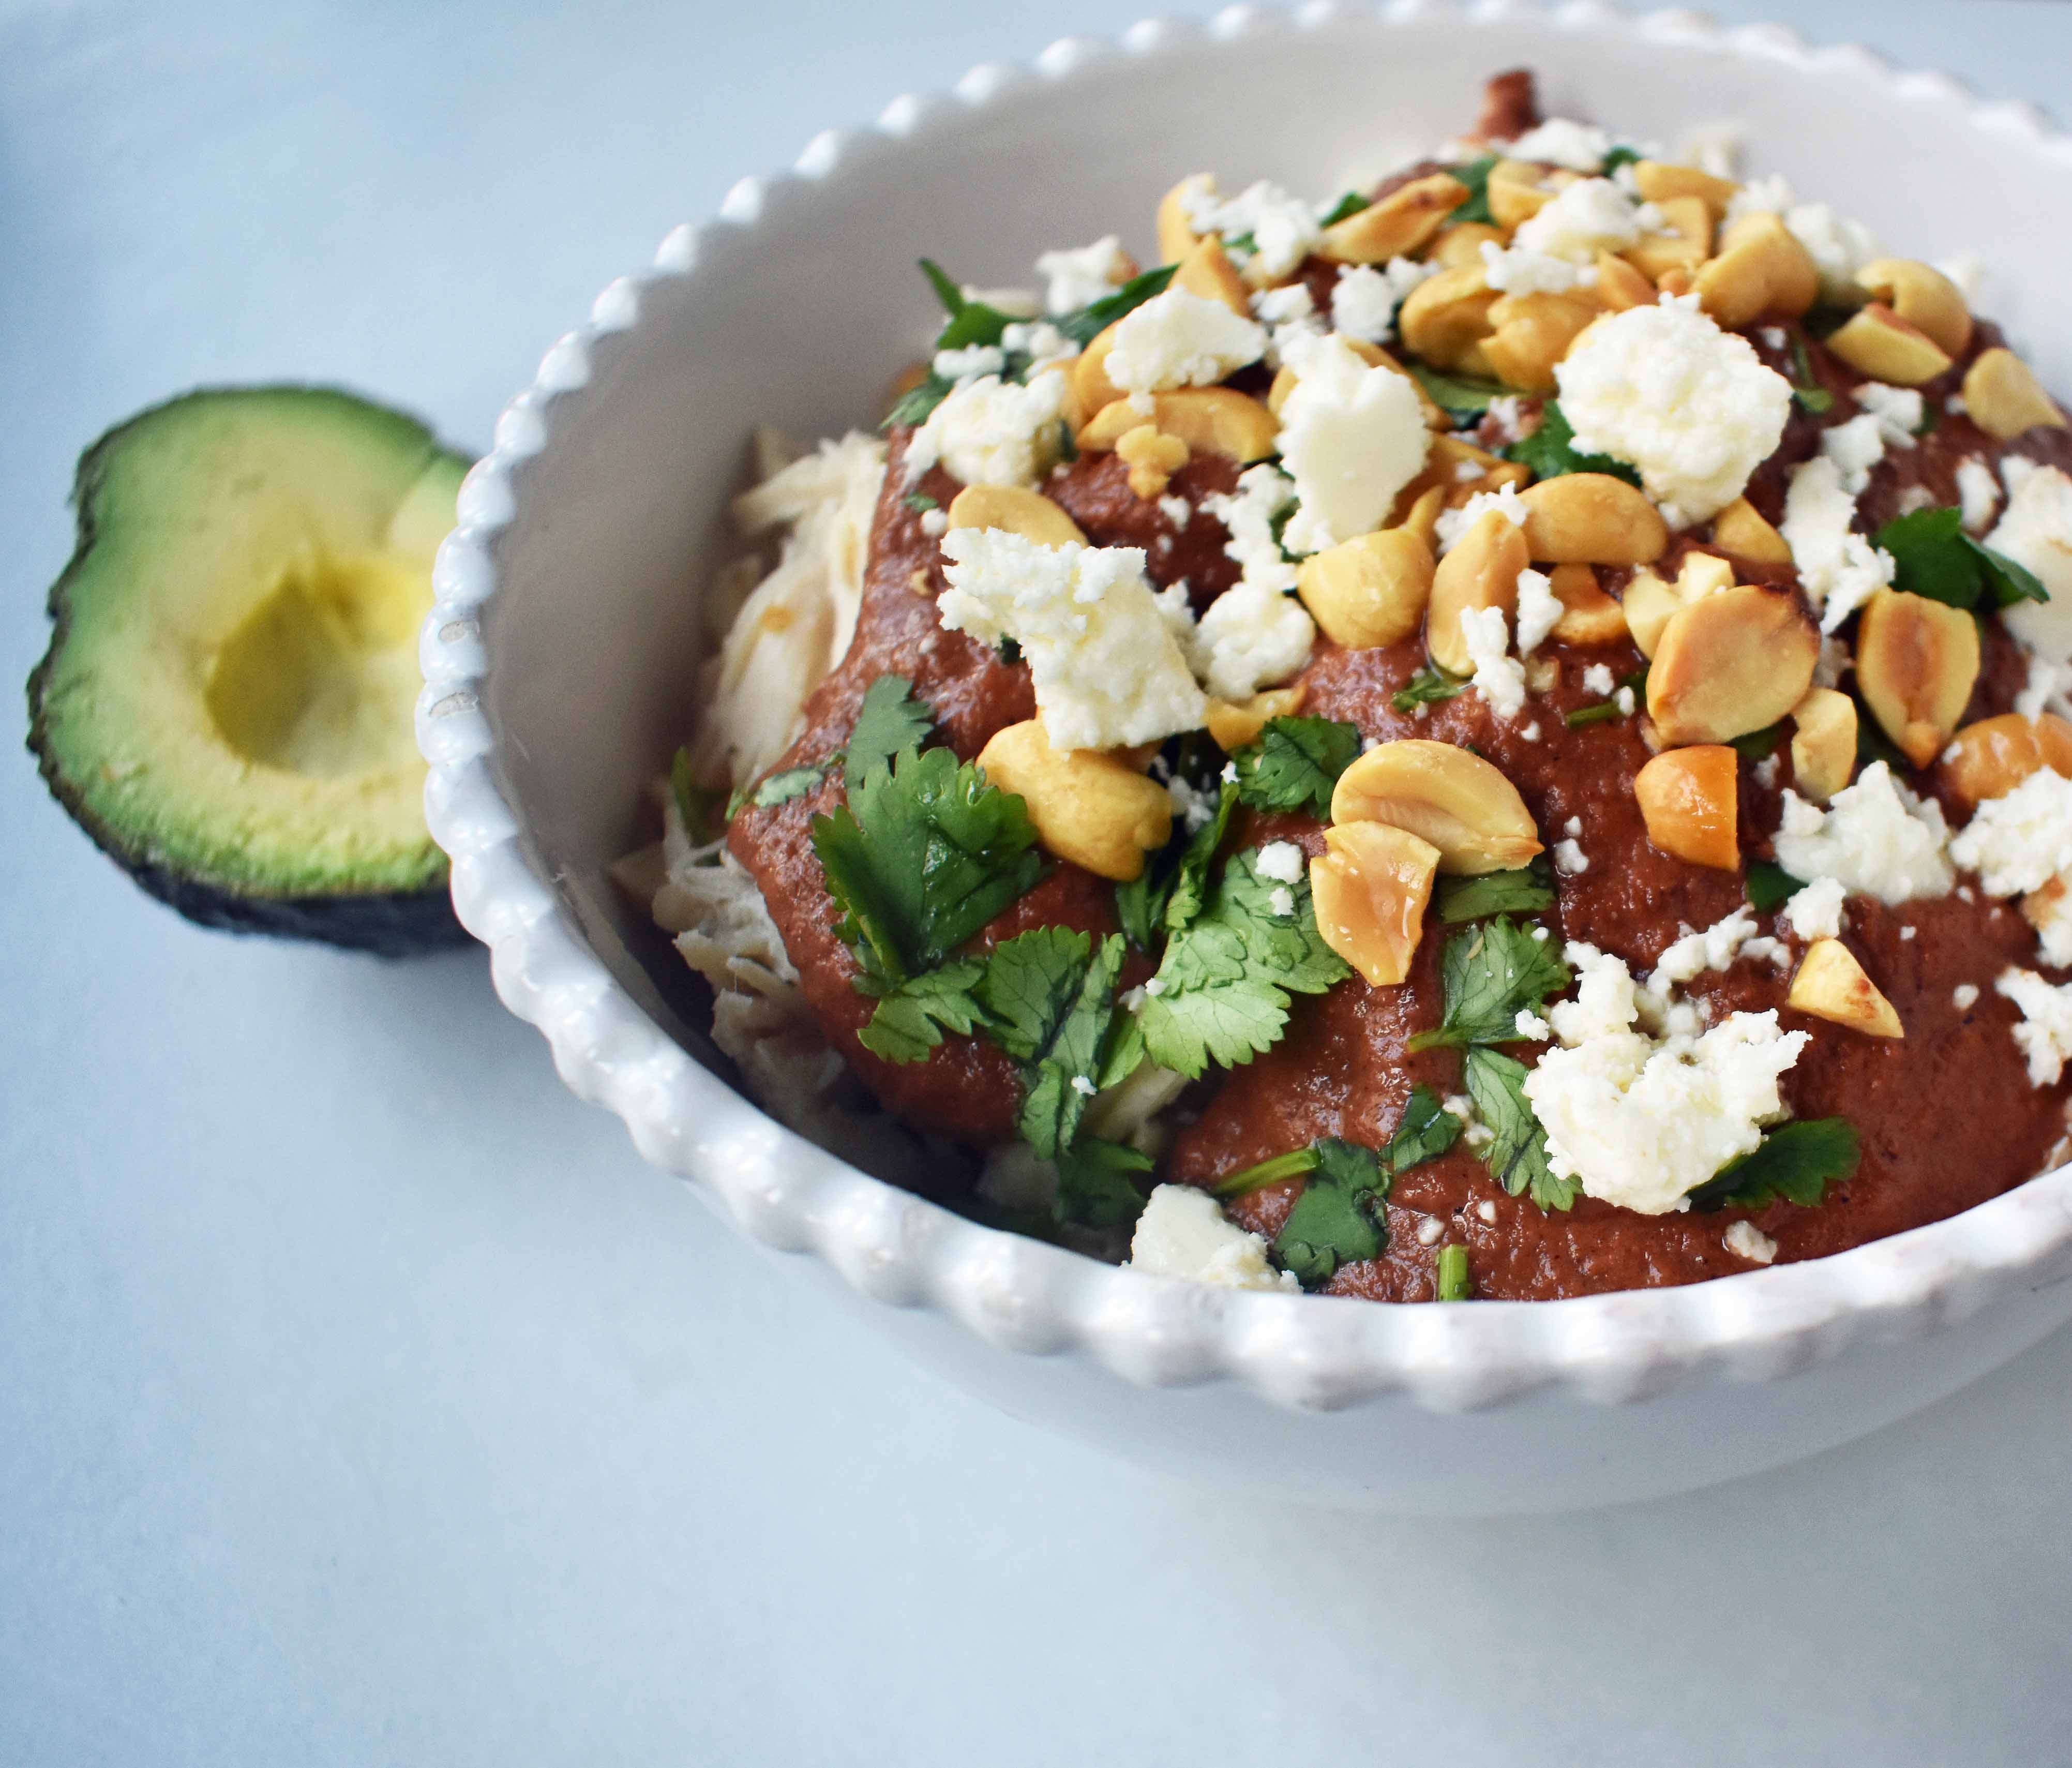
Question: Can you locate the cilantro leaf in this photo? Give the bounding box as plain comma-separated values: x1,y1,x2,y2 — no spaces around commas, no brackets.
904,492,939,514
885,373,955,430
1162,778,1239,934
919,257,1014,351
1049,263,1179,348
1744,859,1805,913
1450,153,1499,226
1787,332,1834,415
1463,1046,1576,1211
1385,1084,1464,1173
728,761,834,820
1054,1137,1154,1228
1013,934,1127,1159
1212,1145,1319,1198
1273,1137,1389,1289
972,926,1087,1062
845,674,935,783
1434,858,1556,924
671,747,722,844
1407,362,1507,421
1973,538,2050,608
1729,721,1784,764
1435,1242,1474,1301
1503,400,1642,487
1872,506,2049,612
1319,190,1370,227
1409,918,1571,1051
857,959,988,1063
1137,847,1350,1079
1689,1117,1860,1211
1600,144,1642,176
1392,663,1469,712
1233,716,1361,819
812,746,1043,986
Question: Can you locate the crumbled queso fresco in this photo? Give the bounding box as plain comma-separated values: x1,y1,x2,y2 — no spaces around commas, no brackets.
649,70,2072,1306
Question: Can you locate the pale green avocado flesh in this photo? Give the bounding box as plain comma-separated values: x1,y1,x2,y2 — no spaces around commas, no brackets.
27,386,472,954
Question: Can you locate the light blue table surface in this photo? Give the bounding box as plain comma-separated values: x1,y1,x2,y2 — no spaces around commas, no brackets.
6,3,2072,1762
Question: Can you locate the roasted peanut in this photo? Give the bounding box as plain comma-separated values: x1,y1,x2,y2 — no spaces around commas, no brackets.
1391,435,1530,522
1855,588,1981,767
1825,303,1953,386
1621,550,1735,657
1710,496,1793,565
1426,510,1529,676
1693,213,1820,327
1789,939,1904,1038
1855,259,1972,358
1204,686,1307,752
1079,389,1279,462
1623,195,1713,283
1157,176,1208,263
1115,424,1190,499
1310,822,1442,987
1789,686,1858,804
1518,473,1669,565
1170,236,1252,317
1647,582,1820,745
1398,484,1448,552
1072,324,1125,415
1634,745,1739,869
1330,738,1543,876
1591,252,1657,312
1485,158,1554,230
1398,265,1500,373
1298,528,1437,649
1482,291,1602,394
1548,563,1629,646
1939,711,2072,808
976,720,1172,882
945,485,1088,548
1962,348,2068,440
1432,221,1507,271
1632,160,1738,219
1320,173,1469,264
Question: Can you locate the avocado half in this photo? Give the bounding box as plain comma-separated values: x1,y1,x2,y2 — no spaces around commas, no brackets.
27,386,473,957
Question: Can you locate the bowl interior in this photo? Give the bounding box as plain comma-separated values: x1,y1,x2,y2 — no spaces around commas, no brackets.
480,4,2071,1077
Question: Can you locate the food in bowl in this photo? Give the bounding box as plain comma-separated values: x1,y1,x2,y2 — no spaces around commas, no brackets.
618,70,2072,1301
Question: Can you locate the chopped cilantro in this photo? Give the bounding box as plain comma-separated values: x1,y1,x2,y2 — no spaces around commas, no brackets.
1407,362,1508,421
1434,858,1556,925
1435,1242,1474,1302
1137,845,1350,1079
1319,190,1371,227
1049,263,1179,348
1688,1117,1859,1210
904,491,939,514
857,959,988,1063
885,372,955,430
1744,859,1805,914
1729,721,1784,764
733,763,832,817
1385,1083,1465,1172
1565,667,1646,729
812,745,1044,988
1161,778,1240,934
1600,144,1642,176
1873,505,2049,610
1409,918,1571,1051
1233,716,1361,819
919,256,1014,351
1009,933,1128,1159
997,635,1023,667
1392,663,1470,713
1273,1138,1390,1289
1787,332,1834,415
1054,1137,1154,1228
1503,400,1642,487
845,674,935,783
670,747,722,844
1464,1046,1576,1211
1212,1145,1320,1199
1450,153,1499,226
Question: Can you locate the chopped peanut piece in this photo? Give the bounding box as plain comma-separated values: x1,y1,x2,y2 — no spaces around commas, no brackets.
1431,221,1506,271
1694,213,1820,326
1072,324,1125,415
1962,348,2068,440
1310,822,1442,987
1485,158,1554,230
1155,176,1207,264
1320,173,1470,264
1711,496,1793,565
975,720,1173,883
1789,686,1858,804
1548,563,1628,646
1855,259,1972,358
1398,265,1499,373
1079,389,1278,463
1939,711,2072,809
945,485,1088,548
1825,303,1953,386
1519,473,1669,565
1297,528,1436,649
1591,253,1657,312
1115,424,1191,499
1172,237,1252,317
1427,508,1529,676
1856,589,1981,768
1483,291,1603,394
1623,195,1712,283
1204,685,1307,752
1647,583,1819,746
1330,739,1542,877
1789,939,1904,1039
1634,745,1739,870
1398,484,1449,552
1632,160,1738,219
1623,551,1736,658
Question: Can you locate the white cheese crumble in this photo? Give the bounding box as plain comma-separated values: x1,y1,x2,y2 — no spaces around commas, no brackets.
1035,235,1131,313
1275,332,1431,555
1783,877,1848,942
919,507,948,538
1957,456,2003,533
1500,117,1615,171
1988,464,2072,665
1128,1183,1300,1291
1513,177,1656,264
1480,241,1596,296
1954,983,1981,1011
1329,258,1435,343
1256,841,1305,885
1781,456,1895,633
1554,838,1589,875
1179,177,1323,278
904,370,1069,490
1773,761,1953,905
1649,907,1779,994
1158,492,1192,529
2016,656,2066,723
1269,886,1296,918
1417,1216,1445,1246
1433,481,1529,555
1948,769,2072,897
937,529,1206,750
1000,320,1078,373
934,343,1006,383
1525,942,1808,1216
1818,384,1920,496
1460,604,1527,717
1105,287,1267,394
1583,663,1616,696
1555,297,1793,528
1252,283,1314,326
1995,966,2072,1086
1203,463,1299,594
1190,583,1316,700
1724,1220,1778,1265
1514,568,1561,656
1166,774,1215,835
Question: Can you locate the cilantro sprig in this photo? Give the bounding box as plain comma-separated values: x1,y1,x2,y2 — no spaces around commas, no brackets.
1408,919,1571,1052
1232,716,1361,820
1503,400,1642,487
1435,1242,1474,1302
1434,858,1556,925
1464,1047,1574,1211
1688,1118,1860,1210
1392,663,1469,713
1872,505,2049,611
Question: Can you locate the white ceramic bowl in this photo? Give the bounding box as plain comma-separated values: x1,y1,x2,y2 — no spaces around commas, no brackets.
420,1,2072,1512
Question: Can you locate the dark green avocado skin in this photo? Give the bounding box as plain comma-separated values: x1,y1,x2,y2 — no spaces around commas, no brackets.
25,385,472,961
